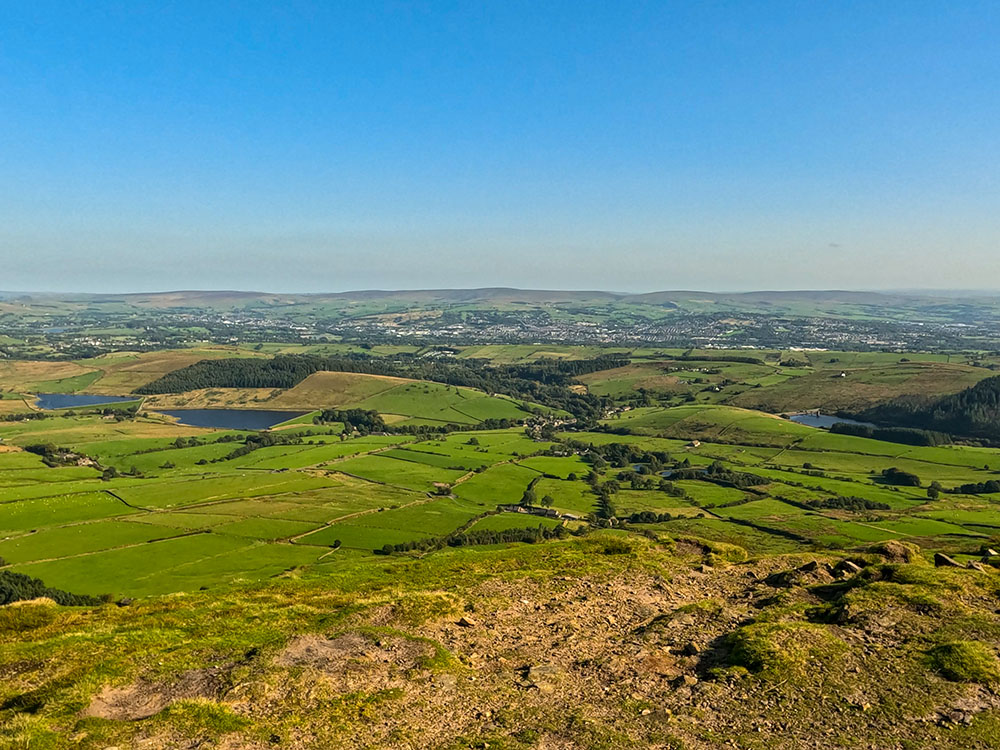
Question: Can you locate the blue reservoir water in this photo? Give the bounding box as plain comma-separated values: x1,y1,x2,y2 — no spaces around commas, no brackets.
157,409,306,430
35,393,136,410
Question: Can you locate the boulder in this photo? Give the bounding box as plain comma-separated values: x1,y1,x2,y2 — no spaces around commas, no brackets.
934,553,963,568
681,642,702,656
866,540,922,564
833,560,863,576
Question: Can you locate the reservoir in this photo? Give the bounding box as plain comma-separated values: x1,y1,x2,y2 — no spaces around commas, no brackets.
157,409,306,430
35,393,137,410
788,413,876,429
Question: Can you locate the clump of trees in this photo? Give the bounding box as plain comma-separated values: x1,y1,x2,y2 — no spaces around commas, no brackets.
807,496,891,511
220,431,304,461
0,570,103,606
376,523,569,554
625,510,676,524
879,467,921,487
0,411,50,423
314,408,386,434
23,443,93,468
572,440,672,470
676,353,765,365
950,479,1000,495
672,461,767,489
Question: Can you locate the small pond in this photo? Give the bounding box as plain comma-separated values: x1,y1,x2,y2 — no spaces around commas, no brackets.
157,409,307,430
35,393,137,410
788,413,876,429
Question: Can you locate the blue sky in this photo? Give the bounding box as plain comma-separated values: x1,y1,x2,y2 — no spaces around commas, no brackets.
1,1,998,292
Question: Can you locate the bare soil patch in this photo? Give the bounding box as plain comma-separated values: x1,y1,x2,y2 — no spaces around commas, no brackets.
276,631,432,693
81,666,231,721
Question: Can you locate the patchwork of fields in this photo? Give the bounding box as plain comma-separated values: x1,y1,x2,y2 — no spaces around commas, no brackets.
3,348,1000,601
3,399,1000,598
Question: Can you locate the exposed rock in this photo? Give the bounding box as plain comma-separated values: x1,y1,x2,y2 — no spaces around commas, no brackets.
638,651,682,678
767,564,834,588
457,616,478,628
866,540,922,564
680,642,701,656
525,664,565,693
834,560,863,576
275,632,432,693
934,553,962,568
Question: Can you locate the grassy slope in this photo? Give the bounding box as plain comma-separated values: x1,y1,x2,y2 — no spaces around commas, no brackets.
3,536,1000,749
7,352,1000,746
8,397,1000,600
727,361,991,413
136,370,536,425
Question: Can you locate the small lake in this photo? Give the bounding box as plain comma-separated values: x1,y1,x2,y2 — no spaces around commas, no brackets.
788,413,876,429
157,409,306,430
35,393,137,410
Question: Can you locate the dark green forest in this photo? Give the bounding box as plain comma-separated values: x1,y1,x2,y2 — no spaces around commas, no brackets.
860,375,1000,443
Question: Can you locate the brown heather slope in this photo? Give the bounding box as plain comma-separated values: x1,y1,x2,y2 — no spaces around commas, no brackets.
2,534,1000,749
138,372,417,411
726,362,990,413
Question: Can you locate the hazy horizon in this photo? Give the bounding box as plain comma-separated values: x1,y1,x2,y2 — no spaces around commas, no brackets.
2,2,998,293
4,286,1000,298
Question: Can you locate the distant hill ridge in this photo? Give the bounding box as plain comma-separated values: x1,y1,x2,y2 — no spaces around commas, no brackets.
5,287,995,307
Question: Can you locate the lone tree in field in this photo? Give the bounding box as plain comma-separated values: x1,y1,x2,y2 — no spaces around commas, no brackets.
541,494,555,508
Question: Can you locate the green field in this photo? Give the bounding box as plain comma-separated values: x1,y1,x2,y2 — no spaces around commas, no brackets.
467,513,563,532
453,463,539,505
5,349,1000,603
333,454,467,490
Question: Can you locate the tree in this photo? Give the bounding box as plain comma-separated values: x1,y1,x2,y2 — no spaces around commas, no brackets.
520,488,537,507
881,467,921,487
540,494,555,508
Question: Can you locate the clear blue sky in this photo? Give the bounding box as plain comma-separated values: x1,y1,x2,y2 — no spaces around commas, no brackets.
2,1,998,293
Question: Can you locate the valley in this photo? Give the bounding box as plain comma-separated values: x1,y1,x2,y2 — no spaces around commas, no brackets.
4,337,1000,748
